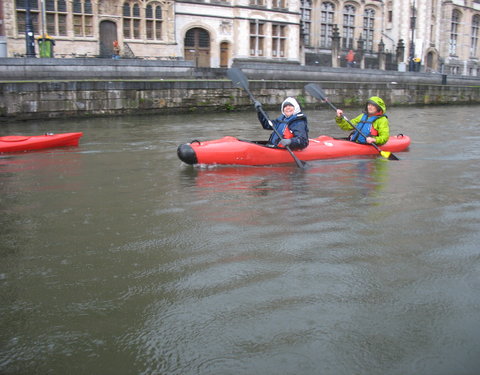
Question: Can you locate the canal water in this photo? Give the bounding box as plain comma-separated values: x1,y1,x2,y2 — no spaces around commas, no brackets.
1,105,480,375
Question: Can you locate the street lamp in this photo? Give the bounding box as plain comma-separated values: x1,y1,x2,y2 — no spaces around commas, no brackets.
409,0,416,71
25,0,36,57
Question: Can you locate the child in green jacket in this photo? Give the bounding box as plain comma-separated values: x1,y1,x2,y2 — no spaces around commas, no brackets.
335,96,390,145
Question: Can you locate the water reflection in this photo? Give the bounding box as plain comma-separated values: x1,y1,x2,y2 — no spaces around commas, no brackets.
178,158,391,228
182,158,389,194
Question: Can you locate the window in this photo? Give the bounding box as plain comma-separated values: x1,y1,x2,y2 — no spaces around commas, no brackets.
449,10,461,56
272,24,286,58
362,8,375,51
146,2,162,40
16,0,39,36
123,1,141,39
184,28,210,48
320,2,334,48
73,0,93,37
250,0,265,6
342,5,355,49
471,15,479,57
40,0,67,36
300,0,312,46
250,20,265,56
272,0,286,9
387,0,393,23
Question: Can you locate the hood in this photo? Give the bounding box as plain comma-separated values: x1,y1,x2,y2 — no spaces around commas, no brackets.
281,97,301,117
365,96,386,114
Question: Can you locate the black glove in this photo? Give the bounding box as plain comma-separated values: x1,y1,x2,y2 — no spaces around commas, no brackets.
253,101,262,111
279,139,292,147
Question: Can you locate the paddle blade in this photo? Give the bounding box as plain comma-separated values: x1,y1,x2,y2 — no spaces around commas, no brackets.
295,157,307,168
226,68,248,91
305,83,327,101
380,150,399,160
387,152,400,160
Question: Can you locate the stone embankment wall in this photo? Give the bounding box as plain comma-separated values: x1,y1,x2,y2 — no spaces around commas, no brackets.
1,58,480,121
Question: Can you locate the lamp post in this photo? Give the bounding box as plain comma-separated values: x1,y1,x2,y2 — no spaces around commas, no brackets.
25,0,36,57
409,0,416,71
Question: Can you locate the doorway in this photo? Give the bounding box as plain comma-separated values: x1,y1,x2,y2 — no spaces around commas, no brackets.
220,41,229,67
426,50,437,72
99,20,117,58
184,28,210,67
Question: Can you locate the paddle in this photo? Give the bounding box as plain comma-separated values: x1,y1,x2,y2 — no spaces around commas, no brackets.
304,83,399,161
227,68,306,168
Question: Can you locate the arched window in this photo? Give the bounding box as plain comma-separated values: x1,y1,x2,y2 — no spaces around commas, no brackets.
471,14,480,57
320,2,335,48
343,5,355,49
362,8,375,51
146,2,162,40
123,1,141,39
73,0,93,37
185,28,210,48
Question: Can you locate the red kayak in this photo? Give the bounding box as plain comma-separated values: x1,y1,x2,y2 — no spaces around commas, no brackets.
177,134,410,166
0,132,83,153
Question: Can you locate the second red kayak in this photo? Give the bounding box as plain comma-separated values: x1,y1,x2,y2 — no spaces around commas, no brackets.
0,132,83,153
177,134,411,166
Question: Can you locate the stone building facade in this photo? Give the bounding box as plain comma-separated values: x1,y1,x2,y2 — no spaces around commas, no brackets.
383,0,480,75
1,0,480,75
301,0,480,75
1,0,302,65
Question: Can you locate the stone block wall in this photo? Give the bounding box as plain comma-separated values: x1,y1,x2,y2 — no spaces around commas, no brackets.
1,78,480,121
